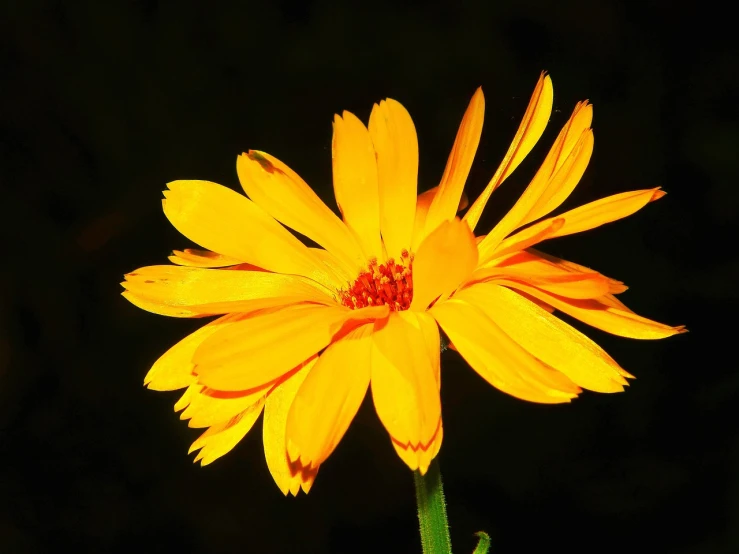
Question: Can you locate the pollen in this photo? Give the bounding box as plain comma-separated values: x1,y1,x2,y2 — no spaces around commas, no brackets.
339,250,414,311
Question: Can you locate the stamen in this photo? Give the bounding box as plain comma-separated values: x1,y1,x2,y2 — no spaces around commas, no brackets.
339,250,414,311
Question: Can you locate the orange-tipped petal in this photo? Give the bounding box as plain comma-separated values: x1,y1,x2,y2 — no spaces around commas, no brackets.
169,248,244,268
188,398,266,466
498,280,686,339
423,88,485,238
470,265,612,299
369,98,418,258
180,385,271,428
431,298,581,403
410,218,478,311
464,73,554,231
286,324,373,469
144,314,242,391
237,151,363,275
162,180,345,291
263,357,317,496
370,312,442,473
332,111,383,261
547,188,666,239
194,303,390,391
456,283,629,392
481,218,565,263
121,265,335,318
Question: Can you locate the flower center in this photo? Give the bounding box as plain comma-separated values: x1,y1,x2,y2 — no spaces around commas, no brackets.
339,250,414,311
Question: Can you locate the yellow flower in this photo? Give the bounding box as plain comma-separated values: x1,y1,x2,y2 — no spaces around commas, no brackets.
122,73,684,495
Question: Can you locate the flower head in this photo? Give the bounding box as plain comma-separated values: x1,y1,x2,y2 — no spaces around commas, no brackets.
123,73,684,495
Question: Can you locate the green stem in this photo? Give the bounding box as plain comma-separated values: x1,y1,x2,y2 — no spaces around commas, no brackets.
413,459,452,554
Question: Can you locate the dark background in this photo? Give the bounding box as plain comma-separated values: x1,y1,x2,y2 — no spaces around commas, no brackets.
1,0,736,552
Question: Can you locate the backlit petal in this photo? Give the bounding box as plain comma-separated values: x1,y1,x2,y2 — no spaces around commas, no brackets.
263,358,317,496
369,99,418,258
169,249,244,268
548,188,666,239
464,73,554,231
163,180,342,291
423,88,485,238
286,324,373,469
237,152,363,274
456,283,628,392
188,398,265,466
370,312,441,473
480,109,594,251
180,385,270,428
194,303,390,391
332,111,383,261
481,218,565,263
122,265,336,317
498,280,686,339
470,265,612,299
431,298,580,403
144,314,241,391
411,218,478,311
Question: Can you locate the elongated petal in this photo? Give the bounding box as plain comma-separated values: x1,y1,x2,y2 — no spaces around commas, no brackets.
144,314,241,391
483,128,594,254
456,283,629,392
332,111,383,261
548,188,666,239
169,248,244,268
464,73,554,231
188,398,265,466
497,280,685,339
411,218,478,311
122,265,336,317
481,218,565,263
263,358,317,496
286,324,373,469
411,186,469,252
431,298,580,403
370,312,441,473
194,303,390,391
499,249,627,294
369,99,418,258
470,265,612,299
163,180,342,291
423,88,485,238
180,385,270,428
237,152,363,274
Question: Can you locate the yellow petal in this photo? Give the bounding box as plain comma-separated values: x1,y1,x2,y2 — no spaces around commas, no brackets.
188,398,265,466
286,324,373,469
464,73,554,232
431,298,580,403
122,265,336,318
370,312,441,473
497,280,686,339
423,88,485,238
180,385,270,428
237,152,363,274
144,314,240,391
481,124,594,253
162,180,342,291
369,98,418,258
456,283,628,392
470,265,612,299
410,218,478,311
332,111,383,261
547,188,666,239
169,248,243,268
194,303,390,391
263,357,317,496
481,218,565,264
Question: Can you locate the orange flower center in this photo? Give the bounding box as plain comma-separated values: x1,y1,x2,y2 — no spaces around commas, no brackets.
339,250,414,311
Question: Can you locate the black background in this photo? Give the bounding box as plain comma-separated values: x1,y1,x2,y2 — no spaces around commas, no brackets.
1,0,736,553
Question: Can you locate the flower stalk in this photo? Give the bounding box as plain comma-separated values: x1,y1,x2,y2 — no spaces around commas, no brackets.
414,460,452,554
